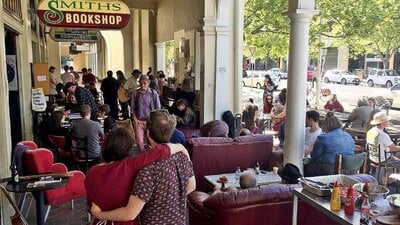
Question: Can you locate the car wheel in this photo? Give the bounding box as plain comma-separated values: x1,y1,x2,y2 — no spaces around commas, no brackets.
324,77,329,83
256,83,262,89
341,79,347,85
367,80,374,87
386,81,393,88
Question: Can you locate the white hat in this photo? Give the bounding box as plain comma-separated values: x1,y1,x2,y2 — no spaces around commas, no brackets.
370,111,392,125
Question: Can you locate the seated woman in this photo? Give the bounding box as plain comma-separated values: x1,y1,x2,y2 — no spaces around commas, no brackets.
324,94,344,112
98,104,117,133
174,99,196,128
242,99,259,134
65,93,80,113
304,112,354,176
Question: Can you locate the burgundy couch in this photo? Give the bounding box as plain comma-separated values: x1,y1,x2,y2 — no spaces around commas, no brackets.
188,174,377,225
186,134,274,191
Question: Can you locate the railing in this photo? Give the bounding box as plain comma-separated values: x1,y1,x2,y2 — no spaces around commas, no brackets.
3,0,22,19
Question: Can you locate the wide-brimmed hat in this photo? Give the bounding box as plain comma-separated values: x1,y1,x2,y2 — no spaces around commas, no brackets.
278,163,302,184
370,111,392,125
131,69,141,75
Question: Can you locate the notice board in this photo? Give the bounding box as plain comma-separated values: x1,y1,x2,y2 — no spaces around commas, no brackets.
32,62,50,95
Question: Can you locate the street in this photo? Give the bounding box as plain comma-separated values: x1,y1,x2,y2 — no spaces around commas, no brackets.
242,79,400,123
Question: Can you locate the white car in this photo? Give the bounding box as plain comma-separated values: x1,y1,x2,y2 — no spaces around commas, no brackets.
242,70,280,89
382,83,400,110
323,70,361,85
367,68,400,88
266,68,288,79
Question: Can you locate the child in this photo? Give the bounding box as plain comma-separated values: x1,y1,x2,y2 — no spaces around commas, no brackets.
97,104,117,133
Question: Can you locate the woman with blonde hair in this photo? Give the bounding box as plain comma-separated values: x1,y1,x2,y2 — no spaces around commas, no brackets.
304,112,354,176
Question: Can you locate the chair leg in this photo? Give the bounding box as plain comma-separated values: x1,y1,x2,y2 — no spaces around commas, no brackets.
71,199,74,209
17,192,26,209
44,205,51,222
24,195,34,217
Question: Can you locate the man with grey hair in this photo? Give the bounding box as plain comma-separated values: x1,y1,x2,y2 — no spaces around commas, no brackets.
347,97,372,128
239,173,257,189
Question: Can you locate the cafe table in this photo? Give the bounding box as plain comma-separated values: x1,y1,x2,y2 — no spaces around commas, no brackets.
6,177,68,225
292,188,361,225
204,171,281,188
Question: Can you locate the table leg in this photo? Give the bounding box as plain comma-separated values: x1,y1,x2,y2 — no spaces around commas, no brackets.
32,191,45,225
292,195,298,225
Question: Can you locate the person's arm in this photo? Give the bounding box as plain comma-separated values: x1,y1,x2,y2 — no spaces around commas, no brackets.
154,92,161,109
187,176,196,194
166,143,190,158
310,137,324,161
337,102,344,112
324,101,329,110
91,195,145,221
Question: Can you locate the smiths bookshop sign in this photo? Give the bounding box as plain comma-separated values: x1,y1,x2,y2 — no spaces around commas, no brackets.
37,0,130,29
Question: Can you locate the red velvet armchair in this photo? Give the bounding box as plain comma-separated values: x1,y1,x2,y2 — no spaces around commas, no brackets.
23,148,86,220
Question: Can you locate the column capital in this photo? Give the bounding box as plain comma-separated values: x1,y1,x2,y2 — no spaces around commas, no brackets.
155,42,165,48
283,9,319,22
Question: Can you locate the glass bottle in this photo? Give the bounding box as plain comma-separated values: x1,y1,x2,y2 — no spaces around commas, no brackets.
255,161,260,175
360,194,371,225
235,167,241,180
10,164,19,184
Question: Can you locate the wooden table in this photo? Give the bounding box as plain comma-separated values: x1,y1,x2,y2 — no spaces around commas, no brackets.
292,188,361,225
6,178,68,225
204,171,281,188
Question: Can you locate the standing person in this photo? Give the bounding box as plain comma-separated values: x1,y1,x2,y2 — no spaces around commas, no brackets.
85,127,188,225
263,75,275,96
48,66,58,95
90,111,195,225
69,66,80,84
116,70,129,119
304,110,322,156
324,94,344,112
71,105,104,163
101,70,119,119
60,65,75,84
148,75,159,93
242,98,259,133
157,71,166,97
130,75,161,150
63,82,98,121
123,69,141,97
263,94,274,114
82,68,96,88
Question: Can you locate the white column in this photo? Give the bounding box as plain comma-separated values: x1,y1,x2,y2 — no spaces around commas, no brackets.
233,0,244,115
284,2,318,172
155,42,166,72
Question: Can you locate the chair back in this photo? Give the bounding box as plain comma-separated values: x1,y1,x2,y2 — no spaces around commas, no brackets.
48,135,71,158
116,119,134,135
0,185,29,225
17,141,38,150
71,136,88,159
335,152,367,174
23,148,54,175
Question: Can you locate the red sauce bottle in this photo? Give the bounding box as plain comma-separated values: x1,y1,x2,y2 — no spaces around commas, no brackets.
345,185,355,215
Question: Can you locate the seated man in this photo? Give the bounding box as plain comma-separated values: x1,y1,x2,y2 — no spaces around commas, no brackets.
367,112,400,174
213,173,257,193
324,94,344,112
347,98,372,128
71,105,104,161
304,110,322,156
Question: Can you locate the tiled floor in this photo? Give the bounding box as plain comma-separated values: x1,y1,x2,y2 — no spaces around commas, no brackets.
22,194,90,225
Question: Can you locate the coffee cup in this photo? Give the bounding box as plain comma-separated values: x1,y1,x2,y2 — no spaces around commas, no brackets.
273,167,279,175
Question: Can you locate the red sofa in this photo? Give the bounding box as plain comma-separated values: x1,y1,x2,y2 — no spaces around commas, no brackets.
186,134,274,191
188,174,377,225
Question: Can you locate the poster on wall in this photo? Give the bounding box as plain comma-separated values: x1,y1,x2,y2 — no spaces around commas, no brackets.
32,88,47,112
6,55,18,91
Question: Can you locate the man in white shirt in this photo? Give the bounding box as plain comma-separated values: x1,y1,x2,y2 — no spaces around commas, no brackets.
366,111,400,169
61,65,75,84
304,110,322,156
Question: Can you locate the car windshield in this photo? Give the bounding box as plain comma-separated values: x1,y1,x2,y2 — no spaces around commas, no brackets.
341,71,354,76
386,70,399,76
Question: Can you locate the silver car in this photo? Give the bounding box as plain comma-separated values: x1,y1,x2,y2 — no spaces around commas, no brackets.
323,70,360,85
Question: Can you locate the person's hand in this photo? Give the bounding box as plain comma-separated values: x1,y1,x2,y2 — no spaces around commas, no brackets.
225,186,237,192
91,202,102,217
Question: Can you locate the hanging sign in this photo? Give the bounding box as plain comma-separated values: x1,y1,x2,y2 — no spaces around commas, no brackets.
37,0,131,29
32,88,47,112
49,28,99,42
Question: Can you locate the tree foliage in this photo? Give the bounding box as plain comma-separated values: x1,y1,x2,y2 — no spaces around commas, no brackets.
245,0,400,68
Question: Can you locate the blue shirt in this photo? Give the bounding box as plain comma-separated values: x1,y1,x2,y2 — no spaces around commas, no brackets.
170,129,185,145
310,128,354,164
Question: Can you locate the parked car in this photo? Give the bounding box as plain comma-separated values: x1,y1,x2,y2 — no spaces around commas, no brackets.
366,68,400,88
242,70,280,89
382,82,400,110
266,68,287,79
323,69,360,85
